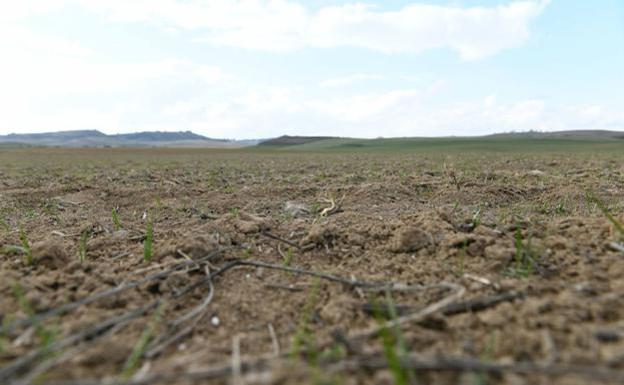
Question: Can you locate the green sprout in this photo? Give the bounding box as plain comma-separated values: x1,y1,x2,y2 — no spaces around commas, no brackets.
587,193,624,239
78,229,91,262
472,332,498,385
154,197,163,218
290,279,321,362
506,227,535,278
282,248,294,266
112,208,122,231
11,282,57,352
19,227,33,266
121,302,166,378
472,206,482,229
0,314,12,355
143,215,153,262
372,291,413,385
0,217,10,234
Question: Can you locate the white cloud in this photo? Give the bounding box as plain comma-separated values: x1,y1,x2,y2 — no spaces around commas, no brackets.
62,0,550,59
0,25,234,133
309,89,421,122
307,1,549,59
484,94,497,108
319,73,384,88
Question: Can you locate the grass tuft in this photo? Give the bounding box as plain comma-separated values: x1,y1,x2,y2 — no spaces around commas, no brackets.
505,227,535,278
121,301,166,378
112,207,122,231
290,279,321,362
471,206,482,229
78,229,91,262
451,240,469,278
0,217,9,234
19,227,33,266
11,282,57,352
0,315,10,355
587,192,624,239
371,291,414,385
282,248,294,266
143,214,153,262
289,279,343,384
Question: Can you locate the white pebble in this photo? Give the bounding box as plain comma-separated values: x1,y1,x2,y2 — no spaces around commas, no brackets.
211,316,220,327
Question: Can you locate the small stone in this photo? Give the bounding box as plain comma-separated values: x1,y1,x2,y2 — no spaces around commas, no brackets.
595,330,620,343
284,202,310,217
211,316,220,327
112,229,128,239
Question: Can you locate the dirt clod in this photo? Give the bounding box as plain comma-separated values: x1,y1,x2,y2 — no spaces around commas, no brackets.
388,226,432,253
300,224,339,247
233,212,269,234
31,239,69,269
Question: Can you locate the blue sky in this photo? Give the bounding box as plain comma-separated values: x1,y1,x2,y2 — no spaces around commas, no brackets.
0,0,623,139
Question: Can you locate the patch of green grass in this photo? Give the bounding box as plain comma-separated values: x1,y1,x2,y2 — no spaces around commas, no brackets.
372,291,413,385
282,248,294,266
154,197,163,218
11,282,57,352
121,302,166,378
289,279,343,384
0,314,12,355
471,206,482,229
19,227,33,266
587,193,624,239
453,241,468,278
40,200,59,219
472,332,498,385
538,199,568,216
25,208,38,219
309,202,322,215
506,227,535,278
0,217,11,234
112,207,122,231
290,279,321,362
143,215,153,262
263,136,624,154
78,229,91,262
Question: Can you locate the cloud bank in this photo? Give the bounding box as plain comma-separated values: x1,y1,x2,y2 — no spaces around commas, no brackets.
74,0,550,59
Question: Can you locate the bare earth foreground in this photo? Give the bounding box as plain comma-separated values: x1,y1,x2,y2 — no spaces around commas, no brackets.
1,147,624,385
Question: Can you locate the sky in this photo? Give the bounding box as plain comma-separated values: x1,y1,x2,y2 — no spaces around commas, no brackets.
0,0,623,139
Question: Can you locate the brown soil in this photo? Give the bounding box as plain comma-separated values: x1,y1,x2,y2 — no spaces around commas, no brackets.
1,148,624,385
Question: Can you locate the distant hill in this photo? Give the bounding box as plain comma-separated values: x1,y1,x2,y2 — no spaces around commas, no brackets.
254,130,624,152
259,135,337,146
0,130,258,148
112,131,219,142
487,130,624,140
